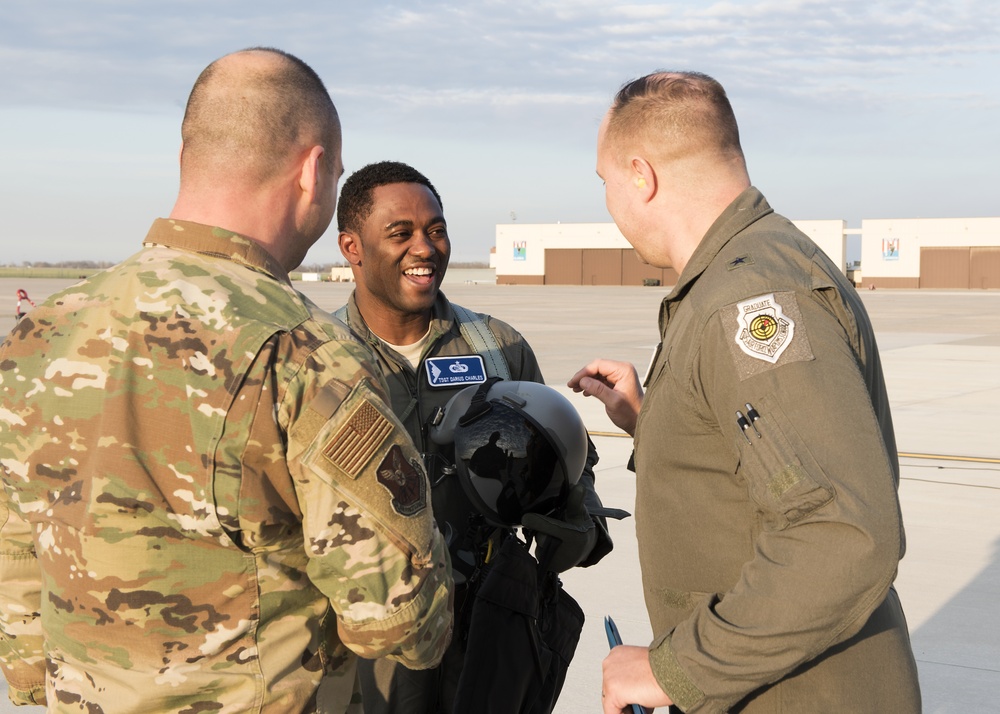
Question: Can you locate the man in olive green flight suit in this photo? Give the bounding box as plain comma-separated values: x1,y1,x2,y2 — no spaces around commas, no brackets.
336,160,614,714
570,72,921,713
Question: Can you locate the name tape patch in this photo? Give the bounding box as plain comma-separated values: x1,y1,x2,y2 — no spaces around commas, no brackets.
425,355,487,388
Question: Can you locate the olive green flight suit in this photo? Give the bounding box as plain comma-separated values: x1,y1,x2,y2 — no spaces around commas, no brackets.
635,188,921,712
339,292,612,713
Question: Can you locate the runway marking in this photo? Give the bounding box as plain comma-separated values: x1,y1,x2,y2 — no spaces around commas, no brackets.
898,452,1000,465
587,431,1000,464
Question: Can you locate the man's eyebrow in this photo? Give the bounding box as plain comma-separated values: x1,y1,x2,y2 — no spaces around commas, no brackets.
384,216,447,231
382,213,448,233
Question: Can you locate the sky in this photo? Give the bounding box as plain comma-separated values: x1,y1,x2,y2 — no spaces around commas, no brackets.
1,0,998,265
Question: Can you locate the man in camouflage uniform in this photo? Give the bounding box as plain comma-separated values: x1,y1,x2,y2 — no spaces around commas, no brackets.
0,49,452,713
335,161,613,713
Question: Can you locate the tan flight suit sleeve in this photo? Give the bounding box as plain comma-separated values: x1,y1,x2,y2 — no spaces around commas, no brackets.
649,288,904,711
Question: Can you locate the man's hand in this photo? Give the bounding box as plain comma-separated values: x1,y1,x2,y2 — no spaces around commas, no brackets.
568,359,643,436
602,645,673,714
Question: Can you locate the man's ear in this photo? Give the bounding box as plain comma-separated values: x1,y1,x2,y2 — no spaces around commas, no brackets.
298,145,326,203
339,231,362,266
631,157,656,201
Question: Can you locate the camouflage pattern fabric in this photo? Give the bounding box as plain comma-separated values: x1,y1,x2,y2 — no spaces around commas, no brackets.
0,219,453,713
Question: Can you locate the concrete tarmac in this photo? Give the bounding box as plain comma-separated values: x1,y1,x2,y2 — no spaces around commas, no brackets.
2,276,998,712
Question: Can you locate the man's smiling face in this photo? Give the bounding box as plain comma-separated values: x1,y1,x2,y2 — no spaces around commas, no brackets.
346,182,451,322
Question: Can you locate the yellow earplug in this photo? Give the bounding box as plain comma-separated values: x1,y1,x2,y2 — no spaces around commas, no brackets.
636,177,646,188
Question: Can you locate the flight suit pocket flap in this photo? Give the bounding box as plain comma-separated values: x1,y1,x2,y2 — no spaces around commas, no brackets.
736,397,834,529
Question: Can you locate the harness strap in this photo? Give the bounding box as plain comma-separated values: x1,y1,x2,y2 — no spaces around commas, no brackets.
452,304,511,380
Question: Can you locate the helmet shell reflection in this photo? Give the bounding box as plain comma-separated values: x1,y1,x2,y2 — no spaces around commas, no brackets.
430,381,587,526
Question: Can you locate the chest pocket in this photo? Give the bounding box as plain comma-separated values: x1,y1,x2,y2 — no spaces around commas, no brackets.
735,396,835,531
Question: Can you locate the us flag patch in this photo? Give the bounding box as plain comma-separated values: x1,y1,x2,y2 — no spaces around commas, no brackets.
323,400,394,476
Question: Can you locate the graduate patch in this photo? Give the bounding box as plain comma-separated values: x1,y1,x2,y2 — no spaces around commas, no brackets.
376,444,427,516
722,292,814,380
735,293,793,363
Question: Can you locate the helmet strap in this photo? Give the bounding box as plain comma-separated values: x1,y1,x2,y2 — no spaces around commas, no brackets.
457,376,504,427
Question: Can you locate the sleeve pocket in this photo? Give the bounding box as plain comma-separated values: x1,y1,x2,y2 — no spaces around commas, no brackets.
736,396,835,530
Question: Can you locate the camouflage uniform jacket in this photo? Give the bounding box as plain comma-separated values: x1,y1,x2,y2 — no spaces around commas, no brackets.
0,220,453,713
338,292,612,569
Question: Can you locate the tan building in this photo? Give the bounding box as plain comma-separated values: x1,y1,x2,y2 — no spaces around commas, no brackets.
495,217,1000,289
859,218,1000,289
495,220,848,286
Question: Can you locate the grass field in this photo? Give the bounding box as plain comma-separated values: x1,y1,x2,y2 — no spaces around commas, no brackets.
0,267,102,279
0,267,355,282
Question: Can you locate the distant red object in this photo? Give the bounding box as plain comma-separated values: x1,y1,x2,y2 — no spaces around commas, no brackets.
15,288,35,321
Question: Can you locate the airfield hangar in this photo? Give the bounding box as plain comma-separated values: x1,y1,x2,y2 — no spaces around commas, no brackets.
493,217,1000,289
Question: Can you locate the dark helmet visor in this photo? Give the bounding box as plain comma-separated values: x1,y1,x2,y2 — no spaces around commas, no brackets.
453,401,568,525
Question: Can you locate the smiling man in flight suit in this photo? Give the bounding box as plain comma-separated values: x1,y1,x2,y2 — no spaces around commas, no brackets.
336,160,614,714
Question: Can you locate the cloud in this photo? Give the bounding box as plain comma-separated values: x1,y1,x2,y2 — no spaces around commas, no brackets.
0,0,997,262
3,1,995,111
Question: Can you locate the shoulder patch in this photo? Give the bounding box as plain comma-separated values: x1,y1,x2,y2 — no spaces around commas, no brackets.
721,292,814,380
323,399,395,477
376,444,428,516
735,293,794,363
295,377,434,540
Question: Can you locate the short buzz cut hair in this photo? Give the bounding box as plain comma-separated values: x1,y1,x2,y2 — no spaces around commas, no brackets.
605,71,744,165
181,47,340,182
337,161,443,234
